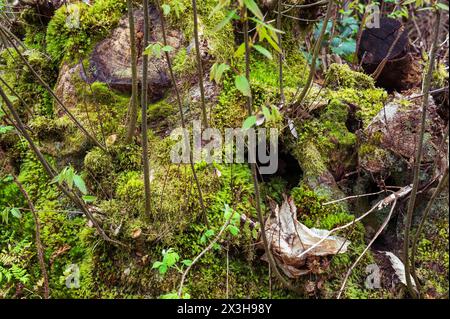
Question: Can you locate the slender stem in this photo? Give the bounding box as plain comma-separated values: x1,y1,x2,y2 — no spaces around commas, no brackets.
242,6,300,295
403,8,441,299
125,0,139,143
0,25,106,152
277,0,285,106
156,0,209,227
337,200,397,299
141,0,152,217
11,173,49,299
192,0,209,128
410,167,448,295
291,0,334,112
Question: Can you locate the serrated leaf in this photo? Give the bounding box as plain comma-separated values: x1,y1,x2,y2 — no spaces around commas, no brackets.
10,208,21,219
235,75,251,97
253,44,272,60
73,175,87,194
242,115,256,129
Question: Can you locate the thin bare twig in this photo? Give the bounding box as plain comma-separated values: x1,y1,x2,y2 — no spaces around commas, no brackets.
337,199,398,299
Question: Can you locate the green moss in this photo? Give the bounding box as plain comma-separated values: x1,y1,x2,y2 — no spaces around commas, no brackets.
46,0,127,64
326,87,387,127
432,62,449,89
291,185,350,229
0,48,55,116
325,63,375,90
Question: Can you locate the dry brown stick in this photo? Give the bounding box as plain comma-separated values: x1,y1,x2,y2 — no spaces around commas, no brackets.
125,0,139,143
403,9,441,299
353,1,371,66
295,186,411,262
323,190,386,206
192,0,209,127
291,0,334,113
141,0,152,218
410,167,448,295
337,199,398,299
277,0,285,106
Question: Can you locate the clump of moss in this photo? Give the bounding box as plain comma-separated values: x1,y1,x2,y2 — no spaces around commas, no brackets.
291,184,350,229
29,115,70,141
46,0,127,64
326,87,387,127
432,62,449,89
0,48,55,116
325,63,375,90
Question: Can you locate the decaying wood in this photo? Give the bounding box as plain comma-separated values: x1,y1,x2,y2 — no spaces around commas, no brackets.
358,17,421,91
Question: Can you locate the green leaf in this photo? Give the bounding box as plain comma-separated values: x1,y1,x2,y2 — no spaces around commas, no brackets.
10,208,21,219
162,45,174,52
163,251,179,267
73,175,87,194
159,263,168,274
82,195,97,203
436,3,449,11
244,0,263,20
234,43,246,58
227,224,239,236
214,63,230,83
251,17,284,34
213,9,236,32
160,292,179,299
253,44,272,60
0,125,14,134
161,4,170,16
262,105,271,121
65,169,74,190
181,259,192,267
235,75,251,97
152,261,163,269
210,62,218,81
242,115,256,129
257,24,281,53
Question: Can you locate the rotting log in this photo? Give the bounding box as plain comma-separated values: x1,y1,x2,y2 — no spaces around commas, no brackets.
358,17,420,92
